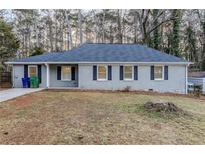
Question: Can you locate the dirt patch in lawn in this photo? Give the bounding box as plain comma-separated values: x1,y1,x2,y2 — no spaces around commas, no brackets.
8,95,36,109
0,91,205,144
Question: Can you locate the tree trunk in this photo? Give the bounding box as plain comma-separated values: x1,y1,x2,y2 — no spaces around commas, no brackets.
35,23,39,47
65,10,73,50
48,22,53,51
153,9,160,49
59,19,64,51
170,10,181,56
54,12,58,51
201,15,205,70
102,10,106,43
78,10,83,45
117,10,123,43
134,11,138,43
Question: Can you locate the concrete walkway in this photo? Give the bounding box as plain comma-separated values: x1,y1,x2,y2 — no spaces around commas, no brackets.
0,88,44,102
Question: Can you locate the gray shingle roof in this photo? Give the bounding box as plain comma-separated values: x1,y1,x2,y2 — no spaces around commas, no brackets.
11,43,188,63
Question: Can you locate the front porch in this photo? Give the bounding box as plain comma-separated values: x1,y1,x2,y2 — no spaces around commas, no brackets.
45,64,79,88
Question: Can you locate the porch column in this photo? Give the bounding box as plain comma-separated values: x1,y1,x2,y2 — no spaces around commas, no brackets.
185,65,188,94
46,63,50,88
12,64,15,88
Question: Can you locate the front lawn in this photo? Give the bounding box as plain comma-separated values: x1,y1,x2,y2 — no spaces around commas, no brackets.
0,90,205,144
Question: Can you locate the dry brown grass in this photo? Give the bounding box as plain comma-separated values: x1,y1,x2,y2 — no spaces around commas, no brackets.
0,90,205,144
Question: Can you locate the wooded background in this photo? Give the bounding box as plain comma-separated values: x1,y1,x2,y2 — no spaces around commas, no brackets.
0,9,205,71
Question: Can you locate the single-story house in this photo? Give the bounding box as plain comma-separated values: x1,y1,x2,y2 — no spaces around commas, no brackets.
188,71,205,94
6,43,191,94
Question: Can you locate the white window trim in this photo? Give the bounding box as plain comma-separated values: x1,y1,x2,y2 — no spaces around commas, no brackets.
154,65,164,80
61,66,71,81
97,65,108,81
123,65,134,81
28,65,38,77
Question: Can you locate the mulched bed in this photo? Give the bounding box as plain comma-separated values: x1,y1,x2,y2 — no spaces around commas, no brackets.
47,89,205,100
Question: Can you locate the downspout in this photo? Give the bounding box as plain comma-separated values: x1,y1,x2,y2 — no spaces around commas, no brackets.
12,64,14,88
185,64,188,94
45,63,50,88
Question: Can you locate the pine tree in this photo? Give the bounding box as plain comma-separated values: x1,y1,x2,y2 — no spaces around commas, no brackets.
185,25,197,62
0,19,19,71
152,9,161,50
30,47,44,56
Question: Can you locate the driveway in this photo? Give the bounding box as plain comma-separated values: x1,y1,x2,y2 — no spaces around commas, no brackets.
0,88,44,102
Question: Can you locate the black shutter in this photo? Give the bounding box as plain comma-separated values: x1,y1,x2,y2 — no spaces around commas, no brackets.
71,67,75,80
134,66,138,80
120,66,123,80
57,66,61,80
151,66,154,80
108,65,112,80
164,66,168,80
24,65,28,77
38,65,42,83
93,65,97,80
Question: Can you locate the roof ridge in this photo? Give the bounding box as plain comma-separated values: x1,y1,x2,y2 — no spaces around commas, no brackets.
84,43,141,45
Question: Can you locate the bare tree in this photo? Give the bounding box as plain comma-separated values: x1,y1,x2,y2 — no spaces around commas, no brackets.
2,9,205,70
135,9,175,44
78,9,83,45
65,10,73,50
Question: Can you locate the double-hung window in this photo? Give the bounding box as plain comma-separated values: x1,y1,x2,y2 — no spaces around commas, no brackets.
97,65,107,80
154,66,164,80
61,66,71,80
124,66,133,80
28,65,37,77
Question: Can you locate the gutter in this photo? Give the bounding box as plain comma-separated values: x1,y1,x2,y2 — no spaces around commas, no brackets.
185,63,192,94
5,61,193,65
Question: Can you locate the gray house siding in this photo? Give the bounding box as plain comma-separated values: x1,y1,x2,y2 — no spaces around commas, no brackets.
13,64,47,88
41,65,47,88
49,64,78,87
78,64,186,94
12,64,78,88
12,63,187,94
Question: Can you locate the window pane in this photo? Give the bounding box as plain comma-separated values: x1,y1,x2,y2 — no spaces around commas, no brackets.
62,66,71,80
98,66,106,73
124,66,132,79
124,72,132,79
29,67,37,77
154,66,163,79
124,66,132,73
98,65,107,79
98,72,106,79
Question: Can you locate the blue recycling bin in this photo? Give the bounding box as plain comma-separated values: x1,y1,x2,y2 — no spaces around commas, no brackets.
22,77,30,88
22,78,28,88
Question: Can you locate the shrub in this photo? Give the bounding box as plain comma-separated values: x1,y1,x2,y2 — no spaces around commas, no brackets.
193,84,202,97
